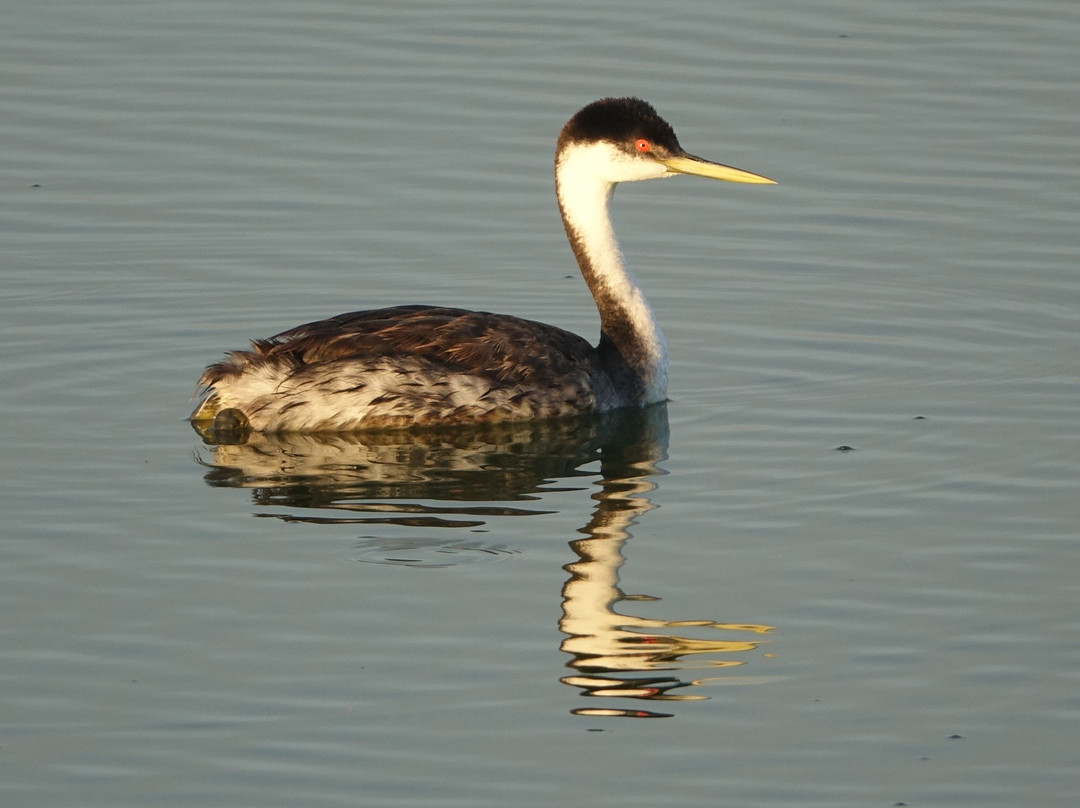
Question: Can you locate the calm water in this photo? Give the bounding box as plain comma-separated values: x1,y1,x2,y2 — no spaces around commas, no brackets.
3,1,1079,806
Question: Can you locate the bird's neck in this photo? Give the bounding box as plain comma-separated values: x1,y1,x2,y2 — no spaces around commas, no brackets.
555,149,668,406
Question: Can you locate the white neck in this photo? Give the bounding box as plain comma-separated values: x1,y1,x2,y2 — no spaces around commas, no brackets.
555,142,669,405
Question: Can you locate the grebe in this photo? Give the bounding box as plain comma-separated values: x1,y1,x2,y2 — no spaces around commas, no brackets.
191,97,774,433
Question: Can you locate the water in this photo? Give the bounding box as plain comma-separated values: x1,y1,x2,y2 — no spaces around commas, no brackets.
3,1,1079,806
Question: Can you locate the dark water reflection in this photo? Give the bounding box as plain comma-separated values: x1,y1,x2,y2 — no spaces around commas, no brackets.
195,405,772,717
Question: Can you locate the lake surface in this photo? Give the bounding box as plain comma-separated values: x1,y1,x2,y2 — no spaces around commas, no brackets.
3,1,1079,806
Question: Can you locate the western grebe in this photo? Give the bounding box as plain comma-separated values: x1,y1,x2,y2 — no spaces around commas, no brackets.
191,97,774,433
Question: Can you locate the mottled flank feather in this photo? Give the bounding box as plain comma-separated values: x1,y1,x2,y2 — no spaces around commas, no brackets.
193,305,621,432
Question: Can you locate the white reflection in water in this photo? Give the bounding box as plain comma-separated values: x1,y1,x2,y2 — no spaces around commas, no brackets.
194,405,773,717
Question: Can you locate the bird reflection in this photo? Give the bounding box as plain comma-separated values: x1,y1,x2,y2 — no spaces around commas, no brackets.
194,404,772,716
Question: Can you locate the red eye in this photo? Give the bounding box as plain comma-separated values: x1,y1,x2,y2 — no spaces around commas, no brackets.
635,138,651,152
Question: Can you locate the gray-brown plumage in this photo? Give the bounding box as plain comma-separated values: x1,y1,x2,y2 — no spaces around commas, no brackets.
195,305,618,431
191,98,774,433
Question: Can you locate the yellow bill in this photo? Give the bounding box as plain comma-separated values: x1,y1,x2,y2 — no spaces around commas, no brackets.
660,154,776,184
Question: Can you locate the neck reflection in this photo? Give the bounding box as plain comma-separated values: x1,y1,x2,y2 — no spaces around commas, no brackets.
559,407,771,718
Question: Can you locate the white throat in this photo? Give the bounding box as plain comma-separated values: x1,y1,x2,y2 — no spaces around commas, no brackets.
555,141,670,404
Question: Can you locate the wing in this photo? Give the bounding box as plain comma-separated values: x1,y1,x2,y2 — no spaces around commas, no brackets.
204,305,602,387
